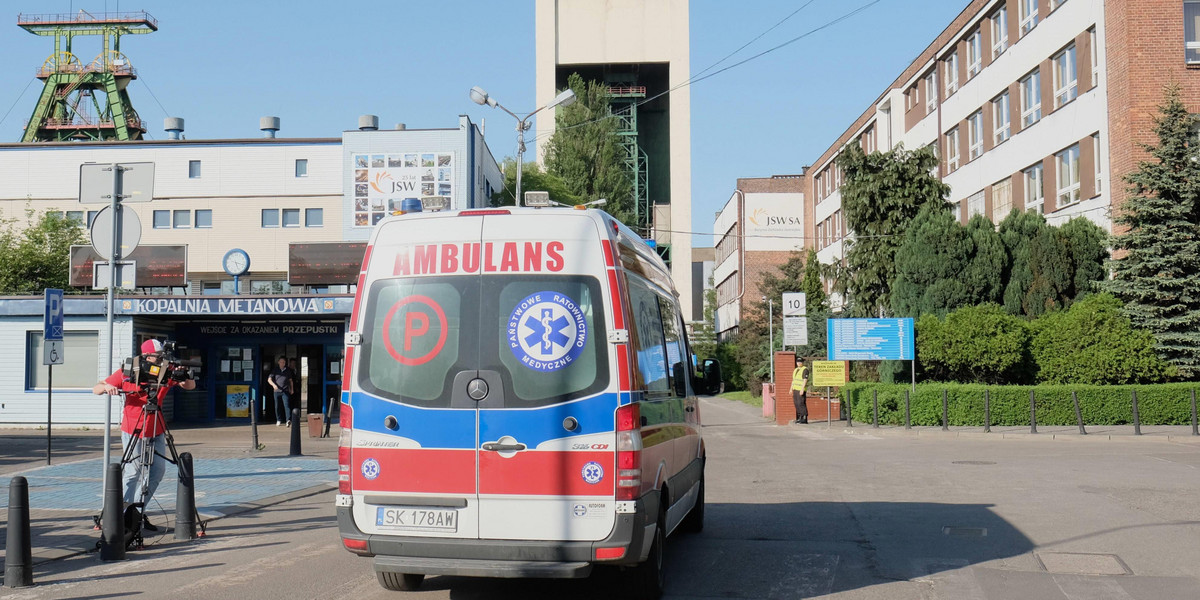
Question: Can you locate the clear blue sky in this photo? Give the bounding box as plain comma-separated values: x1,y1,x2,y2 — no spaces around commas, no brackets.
0,0,968,246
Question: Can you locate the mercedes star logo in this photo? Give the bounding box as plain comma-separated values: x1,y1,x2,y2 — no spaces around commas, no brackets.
467,378,489,401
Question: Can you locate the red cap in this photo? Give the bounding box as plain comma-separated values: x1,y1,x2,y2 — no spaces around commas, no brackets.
141,339,163,354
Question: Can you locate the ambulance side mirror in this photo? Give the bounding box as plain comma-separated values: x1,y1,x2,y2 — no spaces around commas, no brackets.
699,359,722,396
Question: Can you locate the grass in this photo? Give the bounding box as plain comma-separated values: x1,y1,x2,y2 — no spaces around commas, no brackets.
719,390,762,408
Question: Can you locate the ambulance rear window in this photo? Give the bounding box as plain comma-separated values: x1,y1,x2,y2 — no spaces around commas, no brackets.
359,274,608,408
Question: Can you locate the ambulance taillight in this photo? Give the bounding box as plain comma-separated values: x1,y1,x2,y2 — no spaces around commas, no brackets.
337,404,353,494
615,403,642,500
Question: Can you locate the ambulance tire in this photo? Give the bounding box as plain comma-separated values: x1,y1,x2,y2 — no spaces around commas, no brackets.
629,503,666,599
680,472,705,534
377,571,424,591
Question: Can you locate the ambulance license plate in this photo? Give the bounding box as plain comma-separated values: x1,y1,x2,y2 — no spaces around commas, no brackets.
375,506,458,532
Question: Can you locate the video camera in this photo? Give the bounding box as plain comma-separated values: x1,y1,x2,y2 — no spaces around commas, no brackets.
121,340,202,399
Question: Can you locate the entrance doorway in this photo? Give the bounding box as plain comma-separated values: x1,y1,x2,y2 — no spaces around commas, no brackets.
259,344,327,422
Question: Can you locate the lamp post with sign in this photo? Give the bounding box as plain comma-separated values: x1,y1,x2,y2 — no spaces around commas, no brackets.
43,289,64,465
469,86,576,206
79,162,154,491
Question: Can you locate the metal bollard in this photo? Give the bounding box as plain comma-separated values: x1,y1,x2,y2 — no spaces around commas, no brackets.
4,476,33,588
904,390,911,430
1132,389,1141,435
1073,390,1087,435
290,407,302,456
1192,389,1198,436
941,389,949,431
983,389,991,433
1029,390,1038,434
250,391,260,451
100,463,126,561
872,389,879,428
175,452,197,540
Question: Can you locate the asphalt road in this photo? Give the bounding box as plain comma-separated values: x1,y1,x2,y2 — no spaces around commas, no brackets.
3,397,1199,599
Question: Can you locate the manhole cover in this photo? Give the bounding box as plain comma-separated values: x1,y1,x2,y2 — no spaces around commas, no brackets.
941,526,988,537
1036,552,1130,575
952,460,996,465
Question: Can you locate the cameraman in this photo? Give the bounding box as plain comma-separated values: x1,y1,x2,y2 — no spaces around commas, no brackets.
92,339,195,530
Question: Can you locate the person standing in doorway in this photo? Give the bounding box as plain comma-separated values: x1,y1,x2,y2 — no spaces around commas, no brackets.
792,357,808,424
269,356,295,426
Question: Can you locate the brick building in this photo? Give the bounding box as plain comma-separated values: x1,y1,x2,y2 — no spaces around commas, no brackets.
712,175,805,339
714,0,1198,315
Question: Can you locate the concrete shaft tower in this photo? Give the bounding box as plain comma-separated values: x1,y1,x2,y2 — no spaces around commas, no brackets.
17,10,157,142
536,0,693,320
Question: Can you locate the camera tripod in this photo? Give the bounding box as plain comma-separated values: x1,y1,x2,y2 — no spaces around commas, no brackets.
95,391,208,549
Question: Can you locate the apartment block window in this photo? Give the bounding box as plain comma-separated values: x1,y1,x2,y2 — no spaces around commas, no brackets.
992,179,1013,221
1053,44,1078,108
1020,69,1042,127
295,158,308,177
1093,133,1103,194
153,210,170,229
967,31,982,78
993,92,1011,144
1188,2,1200,63
1057,144,1081,206
262,209,280,228
1019,0,1039,36
992,6,1009,58
925,72,937,114
1025,164,1045,214
195,209,212,228
306,208,323,227
65,211,84,225
86,210,99,227
944,52,959,95
1090,28,1100,84
188,160,201,179
968,111,984,160
282,208,301,227
946,128,961,171
172,209,190,229
967,191,986,219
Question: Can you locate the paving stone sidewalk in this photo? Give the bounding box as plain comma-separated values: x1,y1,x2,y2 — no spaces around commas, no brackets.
0,422,338,565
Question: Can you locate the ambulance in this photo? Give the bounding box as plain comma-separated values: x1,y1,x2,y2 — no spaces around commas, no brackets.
335,204,721,598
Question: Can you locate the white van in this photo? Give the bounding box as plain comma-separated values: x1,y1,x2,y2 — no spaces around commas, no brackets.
335,206,720,598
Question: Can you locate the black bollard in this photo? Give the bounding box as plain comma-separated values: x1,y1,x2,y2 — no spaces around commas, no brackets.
1192,389,1198,436
904,390,911,430
5,476,33,588
1029,390,1037,434
872,389,879,428
1073,391,1087,435
100,463,125,561
250,391,260,451
983,389,991,433
1132,389,1141,435
941,389,949,431
175,452,197,540
290,407,302,456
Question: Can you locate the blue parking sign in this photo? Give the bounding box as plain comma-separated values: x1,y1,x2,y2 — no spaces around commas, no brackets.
44,288,64,341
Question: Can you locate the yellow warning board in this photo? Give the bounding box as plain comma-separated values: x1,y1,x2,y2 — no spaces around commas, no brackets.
811,360,847,387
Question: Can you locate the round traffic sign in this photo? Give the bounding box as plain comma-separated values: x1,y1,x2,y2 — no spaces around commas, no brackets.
89,205,142,260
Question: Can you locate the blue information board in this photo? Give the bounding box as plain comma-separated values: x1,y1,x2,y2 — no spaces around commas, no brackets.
827,318,914,361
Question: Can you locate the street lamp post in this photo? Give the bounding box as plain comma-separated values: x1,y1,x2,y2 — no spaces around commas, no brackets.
765,296,774,383
470,86,576,206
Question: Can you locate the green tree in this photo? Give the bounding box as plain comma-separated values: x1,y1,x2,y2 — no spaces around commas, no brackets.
836,143,950,317
543,73,634,225
1104,85,1200,378
998,209,1045,316
490,159,579,207
917,304,1032,384
997,212,1107,318
0,208,88,294
734,251,806,394
1031,293,1176,384
891,209,1004,318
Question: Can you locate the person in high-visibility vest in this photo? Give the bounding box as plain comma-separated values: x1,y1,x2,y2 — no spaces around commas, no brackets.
791,356,808,424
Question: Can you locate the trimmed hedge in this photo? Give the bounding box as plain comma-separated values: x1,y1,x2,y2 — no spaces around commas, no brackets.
841,382,1199,427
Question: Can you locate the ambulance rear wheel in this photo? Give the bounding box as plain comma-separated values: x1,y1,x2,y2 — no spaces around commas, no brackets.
629,505,666,599
680,472,705,533
377,571,424,591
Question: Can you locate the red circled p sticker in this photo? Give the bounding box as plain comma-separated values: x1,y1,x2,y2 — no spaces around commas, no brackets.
381,295,448,366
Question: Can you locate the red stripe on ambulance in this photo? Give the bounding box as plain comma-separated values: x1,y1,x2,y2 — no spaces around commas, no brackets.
352,449,477,495
480,451,615,496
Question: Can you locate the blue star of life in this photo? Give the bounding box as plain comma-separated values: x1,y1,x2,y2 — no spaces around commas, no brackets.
507,291,588,372
582,461,603,484
361,458,381,480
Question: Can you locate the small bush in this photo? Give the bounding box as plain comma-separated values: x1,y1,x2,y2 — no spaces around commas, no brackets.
1030,293,1175,384
916,304,1032,384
